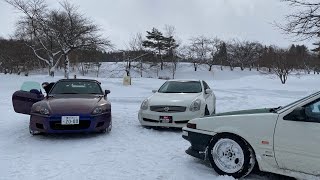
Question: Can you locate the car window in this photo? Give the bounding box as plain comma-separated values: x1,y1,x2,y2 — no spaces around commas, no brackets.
20,81,41,92
203,81,210,90
158,81,202,93
50,81,103,95
304,99,320,123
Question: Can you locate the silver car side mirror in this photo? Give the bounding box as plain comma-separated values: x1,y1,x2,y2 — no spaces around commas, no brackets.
205,89,213,94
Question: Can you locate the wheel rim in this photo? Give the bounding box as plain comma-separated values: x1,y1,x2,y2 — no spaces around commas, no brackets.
212,138,244,174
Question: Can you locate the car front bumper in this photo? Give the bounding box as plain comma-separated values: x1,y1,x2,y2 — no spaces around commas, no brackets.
29,113,112,133
138,109,204,128
182,128,214,160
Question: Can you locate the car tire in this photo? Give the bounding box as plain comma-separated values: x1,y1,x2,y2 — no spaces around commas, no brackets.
205,105,210,116
107,121,112,133
207,134,256,179
211,108,216,115
29,127,41,135
101,121,112,133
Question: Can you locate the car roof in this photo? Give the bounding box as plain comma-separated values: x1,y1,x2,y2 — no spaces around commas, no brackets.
57,79,100,83
166,79,202,82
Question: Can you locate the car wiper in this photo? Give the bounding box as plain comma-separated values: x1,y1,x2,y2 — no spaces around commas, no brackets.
270,106,282,113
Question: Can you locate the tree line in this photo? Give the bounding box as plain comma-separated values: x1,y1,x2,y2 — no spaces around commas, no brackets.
1,0,320,84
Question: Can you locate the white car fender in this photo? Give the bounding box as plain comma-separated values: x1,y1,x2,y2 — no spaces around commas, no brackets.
190,113,280,172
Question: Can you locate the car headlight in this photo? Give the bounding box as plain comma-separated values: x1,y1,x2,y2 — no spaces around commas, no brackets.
92,106,108,115
189,99,201,112
33,105,50,115
140,99,149,110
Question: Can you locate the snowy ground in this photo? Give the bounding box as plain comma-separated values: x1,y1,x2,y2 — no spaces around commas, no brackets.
1,65,319,180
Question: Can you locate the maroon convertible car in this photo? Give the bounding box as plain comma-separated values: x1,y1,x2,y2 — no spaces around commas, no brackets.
12,79,112,135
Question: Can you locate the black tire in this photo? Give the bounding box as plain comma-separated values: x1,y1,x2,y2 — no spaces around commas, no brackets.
211,108,216,115
100,129,107,133
107,121,112,133
29,127,42,135
100,121,112,133
205,105,210,116
207,134,256,179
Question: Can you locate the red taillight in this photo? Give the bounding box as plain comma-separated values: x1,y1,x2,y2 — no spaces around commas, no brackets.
187,123,197,129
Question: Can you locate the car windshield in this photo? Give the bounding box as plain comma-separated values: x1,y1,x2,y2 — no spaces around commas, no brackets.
49,81,103,95
158,81,202,93
20,81,41,92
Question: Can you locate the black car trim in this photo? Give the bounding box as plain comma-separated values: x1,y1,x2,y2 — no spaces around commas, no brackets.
182,130,213,160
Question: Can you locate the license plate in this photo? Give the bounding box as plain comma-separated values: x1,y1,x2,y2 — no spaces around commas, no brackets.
61,116,79,125
159,116,172,123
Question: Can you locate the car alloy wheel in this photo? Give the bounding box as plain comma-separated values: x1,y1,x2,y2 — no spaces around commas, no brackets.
207,134,256,178
212,139,244,173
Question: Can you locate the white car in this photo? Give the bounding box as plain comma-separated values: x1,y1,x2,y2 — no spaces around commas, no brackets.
138,79,216,128
182,91,320,179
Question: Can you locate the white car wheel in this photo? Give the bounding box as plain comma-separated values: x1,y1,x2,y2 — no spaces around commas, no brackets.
208,134,256,178
212,139,244,173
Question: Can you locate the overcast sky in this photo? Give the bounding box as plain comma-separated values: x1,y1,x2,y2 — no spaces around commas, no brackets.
0,0,314,49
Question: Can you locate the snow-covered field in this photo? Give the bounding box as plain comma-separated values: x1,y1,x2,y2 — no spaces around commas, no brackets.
1,65,319,180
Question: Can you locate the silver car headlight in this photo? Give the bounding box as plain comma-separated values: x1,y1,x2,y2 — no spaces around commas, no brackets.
33,105,50,115
189,99,201,112
140,99,149,110
92,106,108,115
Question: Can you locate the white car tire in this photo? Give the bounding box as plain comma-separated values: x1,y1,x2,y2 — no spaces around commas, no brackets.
207,134,256,178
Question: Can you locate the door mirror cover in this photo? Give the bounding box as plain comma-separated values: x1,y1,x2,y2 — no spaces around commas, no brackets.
105,90,111,95
205,89,213,94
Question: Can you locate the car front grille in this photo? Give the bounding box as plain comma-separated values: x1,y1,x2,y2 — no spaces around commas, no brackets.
50,120,91,130
150,106,186,113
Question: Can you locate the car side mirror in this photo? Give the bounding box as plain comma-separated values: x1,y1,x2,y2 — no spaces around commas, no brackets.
30,89,41,95
291,107,306,121
105,90,111,95
152,90,157,93
205,89,213,94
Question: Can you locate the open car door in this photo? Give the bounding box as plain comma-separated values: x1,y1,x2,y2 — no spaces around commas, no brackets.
12,81,45,115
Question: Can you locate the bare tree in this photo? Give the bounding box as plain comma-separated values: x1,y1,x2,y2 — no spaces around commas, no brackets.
260,46,294,84
189,36,210,71
277,0,320,40
206,37,221,71
179,45,198,71
127,33,146,77
228,40,262,70
164,25,180,78
47,1,112,78
271,48,294,84
5,0,63,76
6,0,112,78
